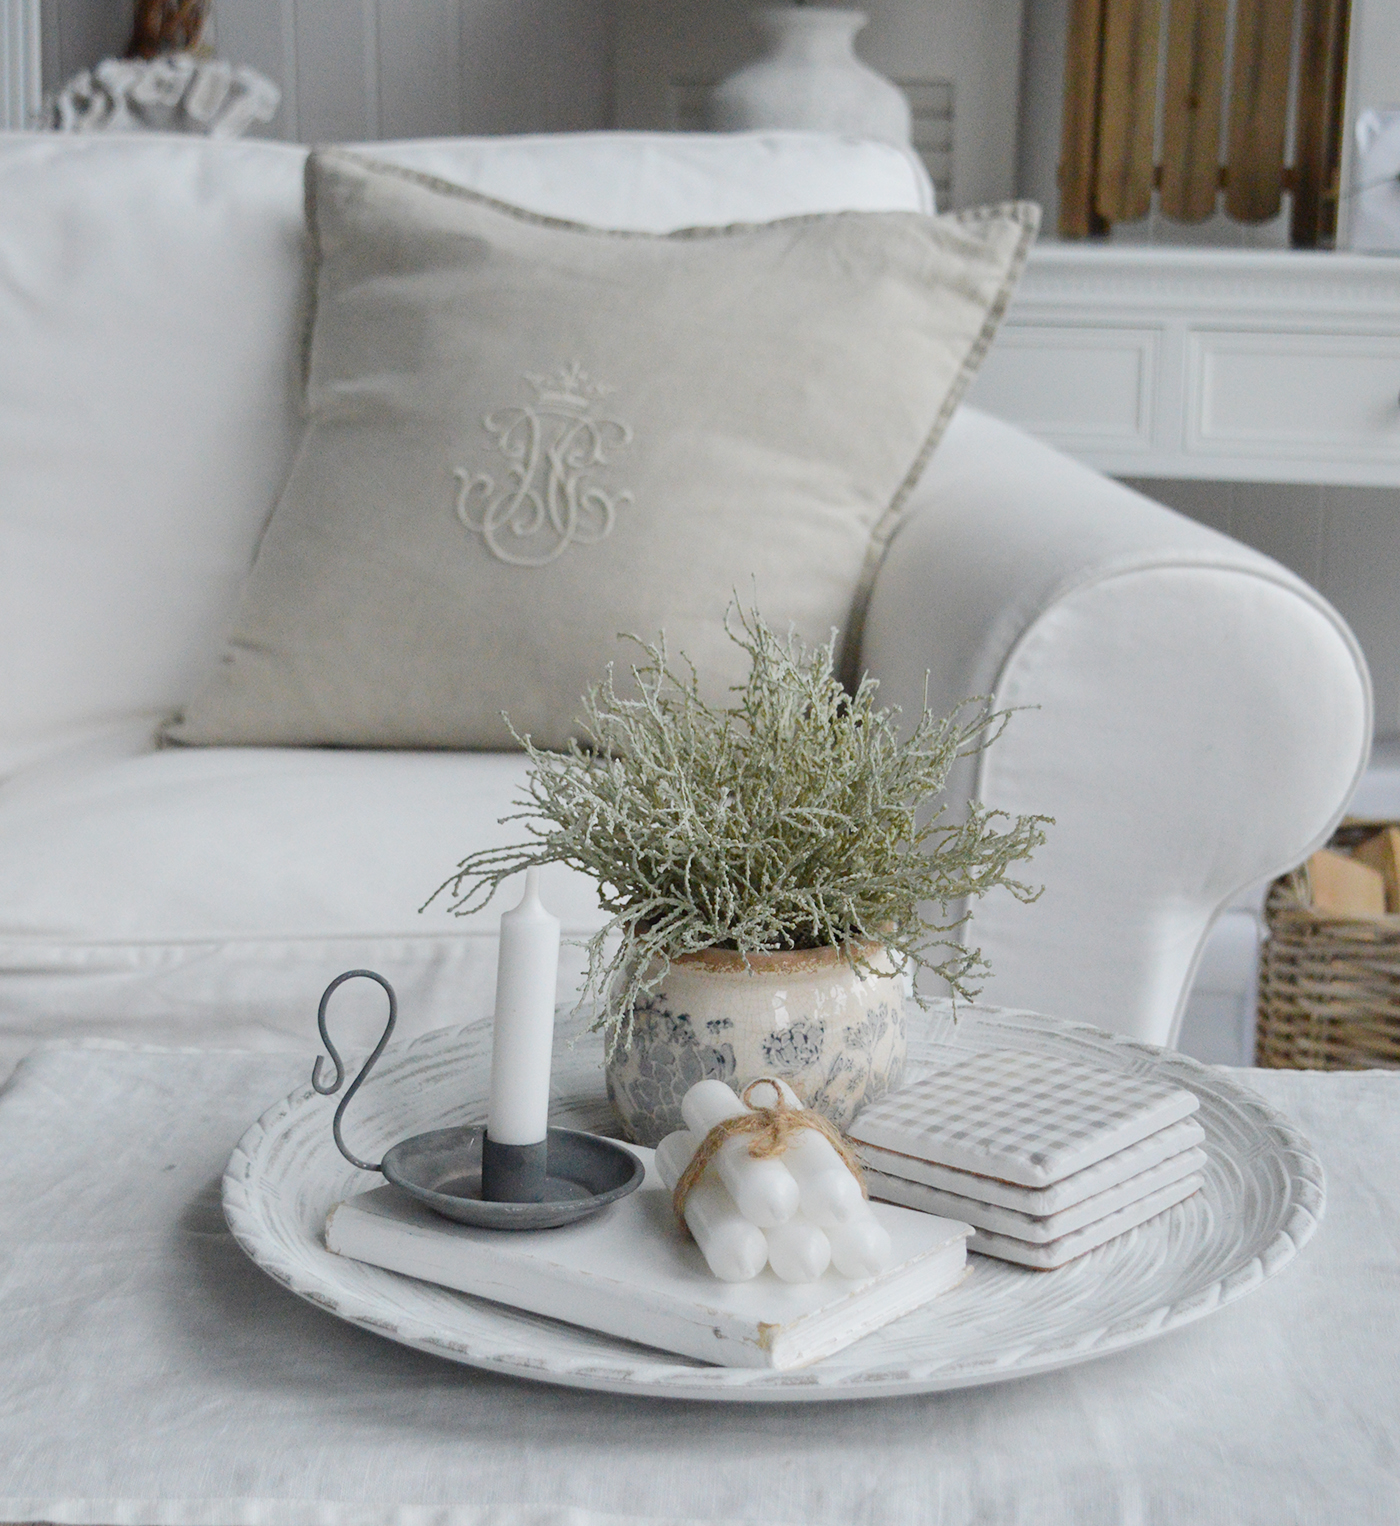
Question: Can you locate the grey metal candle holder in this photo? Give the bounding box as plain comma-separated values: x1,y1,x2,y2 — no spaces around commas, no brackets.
312,969,644,1229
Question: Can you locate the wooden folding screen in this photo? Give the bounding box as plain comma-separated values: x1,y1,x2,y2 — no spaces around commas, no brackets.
1060,0,1352,246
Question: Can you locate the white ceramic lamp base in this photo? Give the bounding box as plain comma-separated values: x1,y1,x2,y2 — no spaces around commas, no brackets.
707,7,911,146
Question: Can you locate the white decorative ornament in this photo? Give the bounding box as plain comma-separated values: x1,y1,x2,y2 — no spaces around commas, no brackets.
454,362,633,568
708,7,911,146
1351,109,1400,254
48,52,280,136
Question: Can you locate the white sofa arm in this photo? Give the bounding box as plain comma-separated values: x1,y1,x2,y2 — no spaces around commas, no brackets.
862,406,1371,1046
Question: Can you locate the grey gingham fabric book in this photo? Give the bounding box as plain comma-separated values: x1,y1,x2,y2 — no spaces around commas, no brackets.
847,1049,1201,1188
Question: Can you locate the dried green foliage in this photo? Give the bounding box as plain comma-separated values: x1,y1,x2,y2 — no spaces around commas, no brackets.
427,607,1050,1053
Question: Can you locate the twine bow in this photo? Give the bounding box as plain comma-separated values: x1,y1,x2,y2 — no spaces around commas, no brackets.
671,1077,867,1228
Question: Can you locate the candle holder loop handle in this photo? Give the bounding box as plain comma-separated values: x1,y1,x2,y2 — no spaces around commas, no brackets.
311,968,398,1173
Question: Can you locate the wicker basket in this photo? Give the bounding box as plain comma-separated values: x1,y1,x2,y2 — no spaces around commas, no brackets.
1257,822,1400,1070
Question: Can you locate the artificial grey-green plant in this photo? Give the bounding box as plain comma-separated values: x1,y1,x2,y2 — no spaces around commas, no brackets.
427,607,1050,1055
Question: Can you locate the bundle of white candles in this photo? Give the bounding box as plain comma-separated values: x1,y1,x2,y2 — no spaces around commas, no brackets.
655,1078,894,1284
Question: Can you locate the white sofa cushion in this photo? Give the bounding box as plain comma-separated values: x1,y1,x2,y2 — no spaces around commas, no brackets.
357,131,935,227
0,135,307,782
0,741,606,1054
0,131,931,780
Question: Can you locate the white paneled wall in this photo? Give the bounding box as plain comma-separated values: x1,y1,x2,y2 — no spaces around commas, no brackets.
1124,477,1400,741
216,0,612,140
39,0,125,112
2,0,42,129
40,0,612,142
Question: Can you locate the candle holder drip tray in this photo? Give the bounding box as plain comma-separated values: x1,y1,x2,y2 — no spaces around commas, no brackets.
312,969,644,1230
382,1125,643,1228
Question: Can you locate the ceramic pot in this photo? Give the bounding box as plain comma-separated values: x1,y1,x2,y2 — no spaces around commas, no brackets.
707,7,911,145
605,942,906,1146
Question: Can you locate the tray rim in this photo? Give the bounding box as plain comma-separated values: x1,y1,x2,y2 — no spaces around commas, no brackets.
222,1004,1325,1402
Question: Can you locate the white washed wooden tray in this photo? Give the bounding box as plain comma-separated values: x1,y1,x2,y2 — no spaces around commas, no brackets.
222,1002,1324,1401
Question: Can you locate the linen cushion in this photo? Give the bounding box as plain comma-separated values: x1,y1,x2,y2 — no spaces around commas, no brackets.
166,148,1036,751
0,130,930,782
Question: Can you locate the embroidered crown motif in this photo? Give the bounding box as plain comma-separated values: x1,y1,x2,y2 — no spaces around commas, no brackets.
524,361,614,413
453,361,633,568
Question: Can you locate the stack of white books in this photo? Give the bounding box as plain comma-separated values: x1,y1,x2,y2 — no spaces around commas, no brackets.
326,1151,973,1369
847,1049,1206,1269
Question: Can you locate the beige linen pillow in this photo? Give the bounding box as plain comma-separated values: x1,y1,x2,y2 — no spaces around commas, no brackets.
166,149,1036,751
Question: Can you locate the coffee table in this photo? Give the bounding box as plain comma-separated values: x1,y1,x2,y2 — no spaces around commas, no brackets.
1,1013,1397,1524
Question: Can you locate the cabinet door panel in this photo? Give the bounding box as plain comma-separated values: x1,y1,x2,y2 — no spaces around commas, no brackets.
1188,330,1400,460
969,326,1159,450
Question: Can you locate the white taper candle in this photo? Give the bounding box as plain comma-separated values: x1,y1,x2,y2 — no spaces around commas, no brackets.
680,1079,800,1229
655,1130,768,1283
485,868,560,1147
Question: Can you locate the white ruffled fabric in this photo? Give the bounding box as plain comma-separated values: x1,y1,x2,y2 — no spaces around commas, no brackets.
0,1045,1396,1525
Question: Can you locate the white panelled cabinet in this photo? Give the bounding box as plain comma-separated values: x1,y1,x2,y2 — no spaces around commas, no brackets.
970,246,1400,487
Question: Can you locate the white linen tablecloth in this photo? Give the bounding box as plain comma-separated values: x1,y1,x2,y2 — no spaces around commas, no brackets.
0,1043,1396,1526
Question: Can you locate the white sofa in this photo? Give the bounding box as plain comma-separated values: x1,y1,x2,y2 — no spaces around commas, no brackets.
0,129,1372,1070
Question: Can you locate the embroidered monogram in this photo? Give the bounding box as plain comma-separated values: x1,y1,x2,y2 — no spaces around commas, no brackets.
454,362,633,566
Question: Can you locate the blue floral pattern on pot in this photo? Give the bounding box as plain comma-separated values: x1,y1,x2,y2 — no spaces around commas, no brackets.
606,943,906,1146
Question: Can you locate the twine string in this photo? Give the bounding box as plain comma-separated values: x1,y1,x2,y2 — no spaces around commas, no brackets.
671,1077,867,1229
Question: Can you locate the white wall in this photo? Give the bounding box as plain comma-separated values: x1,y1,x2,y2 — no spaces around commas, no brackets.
41,0,613,141
40,0,126,99
3,0,43,128
1125,476,1400,740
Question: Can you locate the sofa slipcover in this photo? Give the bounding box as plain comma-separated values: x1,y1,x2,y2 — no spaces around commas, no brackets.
0,129,1371,1071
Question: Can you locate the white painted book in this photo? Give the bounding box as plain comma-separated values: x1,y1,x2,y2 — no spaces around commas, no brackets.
325,1148,972,1370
